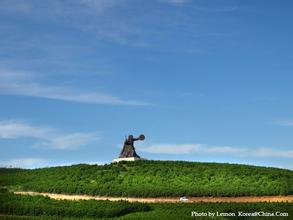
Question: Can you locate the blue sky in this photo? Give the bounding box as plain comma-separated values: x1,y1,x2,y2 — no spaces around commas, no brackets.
0,0,292,169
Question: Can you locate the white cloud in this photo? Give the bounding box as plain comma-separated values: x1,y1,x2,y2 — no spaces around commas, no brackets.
254,96,277,102
273,119,293,126
0,0,122,14
0,0,32,13
160,0,238,12
161,0,192,4
0,69,149,106
0,158,108,169
253,148,293,158
205,146,245,154
0,120,100,150
191,5,239,12
37,132,99,150
138,144,203,154
138,144,245,155
0,120,51,139
0,158,48,169
80,0,124,12
138,143,293,159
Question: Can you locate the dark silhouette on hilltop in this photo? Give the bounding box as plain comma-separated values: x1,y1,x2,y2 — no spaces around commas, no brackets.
119,134,145,158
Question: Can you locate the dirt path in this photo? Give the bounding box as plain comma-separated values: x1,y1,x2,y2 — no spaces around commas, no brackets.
14,191,293,203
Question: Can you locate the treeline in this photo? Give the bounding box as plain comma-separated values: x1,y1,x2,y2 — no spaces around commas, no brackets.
0,189,150,218
1,160,292,197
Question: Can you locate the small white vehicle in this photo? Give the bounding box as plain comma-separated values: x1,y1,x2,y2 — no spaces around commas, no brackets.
179,196,189,202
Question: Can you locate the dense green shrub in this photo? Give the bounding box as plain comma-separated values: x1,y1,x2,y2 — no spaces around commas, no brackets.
0,189,292,219
0,190,151,218
138,202,293,220
1,160,292,197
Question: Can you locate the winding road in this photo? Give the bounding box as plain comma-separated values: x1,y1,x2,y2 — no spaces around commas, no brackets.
14,191,293,203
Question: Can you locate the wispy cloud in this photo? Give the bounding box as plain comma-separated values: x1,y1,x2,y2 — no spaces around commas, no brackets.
252,148,293,158
0,120,51,139
0,158,108,169
0,0,123,14
138,143,293,159
0,0,150,49
79,0,124,12
0,0,32,13
273,119,293,126
36,133,99,150
0,120,100,150
160,0,192,4
138,144,203,154
253,96,278,102
0,158,48,169
160,0,238,12
190,5,239,12
0,69,149,106
0,0,238,50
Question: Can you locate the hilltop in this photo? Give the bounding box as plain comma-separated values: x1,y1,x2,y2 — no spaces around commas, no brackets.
1,160,292,197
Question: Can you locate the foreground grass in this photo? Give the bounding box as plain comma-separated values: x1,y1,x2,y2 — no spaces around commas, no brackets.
0,189,150,218
1,161,292,197
0,190,292,219
125,202,293,219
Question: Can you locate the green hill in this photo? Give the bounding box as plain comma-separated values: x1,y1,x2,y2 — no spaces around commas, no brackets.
1,160,292,197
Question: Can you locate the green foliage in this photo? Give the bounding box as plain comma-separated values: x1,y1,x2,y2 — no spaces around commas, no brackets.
124,202,293,220
0,189,151,218
1,160,293,197
1,189,293,219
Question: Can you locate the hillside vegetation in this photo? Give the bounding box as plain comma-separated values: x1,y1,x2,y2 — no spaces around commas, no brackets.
1,160,292,197
0,189,150,218
1,189,293,219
